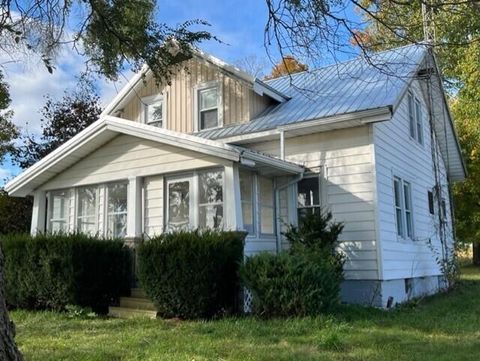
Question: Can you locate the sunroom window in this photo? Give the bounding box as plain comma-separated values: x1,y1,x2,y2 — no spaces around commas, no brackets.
198,86,219,130
198,170,224,229
49,190,69,232
240,171,255,234
143,95,164,128
259,176,275,235
297,176,321,225
76,186,98,234
106,183,128,238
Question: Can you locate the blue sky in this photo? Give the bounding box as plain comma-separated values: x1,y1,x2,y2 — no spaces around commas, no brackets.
0,0,361,186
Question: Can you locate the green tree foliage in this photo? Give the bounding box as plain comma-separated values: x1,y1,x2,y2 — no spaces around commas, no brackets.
13,78,102,169
0,71,18,163
0,190,32,235
355,1,480,260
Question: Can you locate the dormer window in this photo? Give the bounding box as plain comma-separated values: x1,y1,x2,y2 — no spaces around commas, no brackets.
142,94,164,128
197,82,222,130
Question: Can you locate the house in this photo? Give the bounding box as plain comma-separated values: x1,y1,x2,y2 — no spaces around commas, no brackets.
5,44,466,308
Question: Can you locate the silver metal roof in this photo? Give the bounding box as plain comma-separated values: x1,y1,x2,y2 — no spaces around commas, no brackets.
197,44,427,140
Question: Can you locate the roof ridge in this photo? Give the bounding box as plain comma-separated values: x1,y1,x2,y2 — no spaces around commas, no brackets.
264,43,425,83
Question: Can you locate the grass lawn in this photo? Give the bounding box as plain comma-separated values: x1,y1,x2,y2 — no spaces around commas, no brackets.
11,266,480,361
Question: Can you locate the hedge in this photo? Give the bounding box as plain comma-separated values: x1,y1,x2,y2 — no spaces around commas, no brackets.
137,230,245,319
1,233,132,314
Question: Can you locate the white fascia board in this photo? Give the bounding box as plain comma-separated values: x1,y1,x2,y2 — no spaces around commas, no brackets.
220,107,393,144
5,118,109,196
253,80,290,102
101,65,150,117
239,150,304,174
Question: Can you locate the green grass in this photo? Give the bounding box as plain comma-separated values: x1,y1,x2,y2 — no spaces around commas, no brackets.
11,266,480,361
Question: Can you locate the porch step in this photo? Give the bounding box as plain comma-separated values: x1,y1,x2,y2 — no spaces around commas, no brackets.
119,297,157,311
108,306,157,319
131,288,148,299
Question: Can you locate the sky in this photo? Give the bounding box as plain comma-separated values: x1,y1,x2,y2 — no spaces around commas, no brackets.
0,0,360,186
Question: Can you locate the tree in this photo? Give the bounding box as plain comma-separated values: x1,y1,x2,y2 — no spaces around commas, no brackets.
353,2,480,263
0,190,32,235
13,78,102,169
0,71,18,163
265,55,308,79
235,55,268,79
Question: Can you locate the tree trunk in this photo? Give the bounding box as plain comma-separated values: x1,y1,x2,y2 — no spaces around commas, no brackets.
0,247,23,361
473,242,480,266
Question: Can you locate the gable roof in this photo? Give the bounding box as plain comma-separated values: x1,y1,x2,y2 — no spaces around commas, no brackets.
5,117,303,197
197,44,427,140
101,49,289,118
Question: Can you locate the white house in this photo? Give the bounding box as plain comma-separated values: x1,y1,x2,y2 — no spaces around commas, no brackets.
5,44,466,308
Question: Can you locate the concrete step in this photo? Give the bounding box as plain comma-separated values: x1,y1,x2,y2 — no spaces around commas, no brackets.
120,297,157,311
130,288,148,299
108,306,157,319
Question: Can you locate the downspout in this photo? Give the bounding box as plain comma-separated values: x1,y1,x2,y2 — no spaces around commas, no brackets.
275,129,304,252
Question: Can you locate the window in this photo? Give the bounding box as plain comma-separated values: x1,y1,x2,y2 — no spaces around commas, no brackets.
143,95,164,127
198,86,219,130
167,178,191,231
428,191,435,215
297,176,321,224
239,171,255,234
106,183,127,238
440,198,447,221
408,92,423,145
49,190,69,232
258,176,275,235
76,186,98,234
394,176,414,239
198,170,224,229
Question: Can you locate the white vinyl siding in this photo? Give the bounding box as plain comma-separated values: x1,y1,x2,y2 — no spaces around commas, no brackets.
144,175,164,237
246,126,377,280
373,79,453,280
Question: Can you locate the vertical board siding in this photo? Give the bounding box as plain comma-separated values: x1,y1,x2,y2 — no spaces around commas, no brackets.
144,175,164,237
246,126,378,280
373,79,453,281
122,58,272,131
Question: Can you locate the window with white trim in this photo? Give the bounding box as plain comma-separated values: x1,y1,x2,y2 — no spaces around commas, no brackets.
394,176,414,239
297,175,321,225
408,92,423,145
239,170,255,234
143,95,164,128
198,170,224,229
258,176,275,235
106,183,128,238
49,190,69,232
198,86,219,130
76,186,98,234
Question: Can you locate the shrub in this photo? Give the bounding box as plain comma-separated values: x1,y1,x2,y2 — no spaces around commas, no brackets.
1,233,132,313
241,211,344,317
137,230,245,319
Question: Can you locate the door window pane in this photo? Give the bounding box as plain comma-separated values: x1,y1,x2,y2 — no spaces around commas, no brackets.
168,180,190,231
198,170,224,229
107,183,127,238
77,186,97,234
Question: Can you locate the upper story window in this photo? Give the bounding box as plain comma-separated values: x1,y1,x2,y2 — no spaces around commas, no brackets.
142,94,164,128
197,83,221,130
394,176,414,239
297,175,321,225
408,92,423,145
